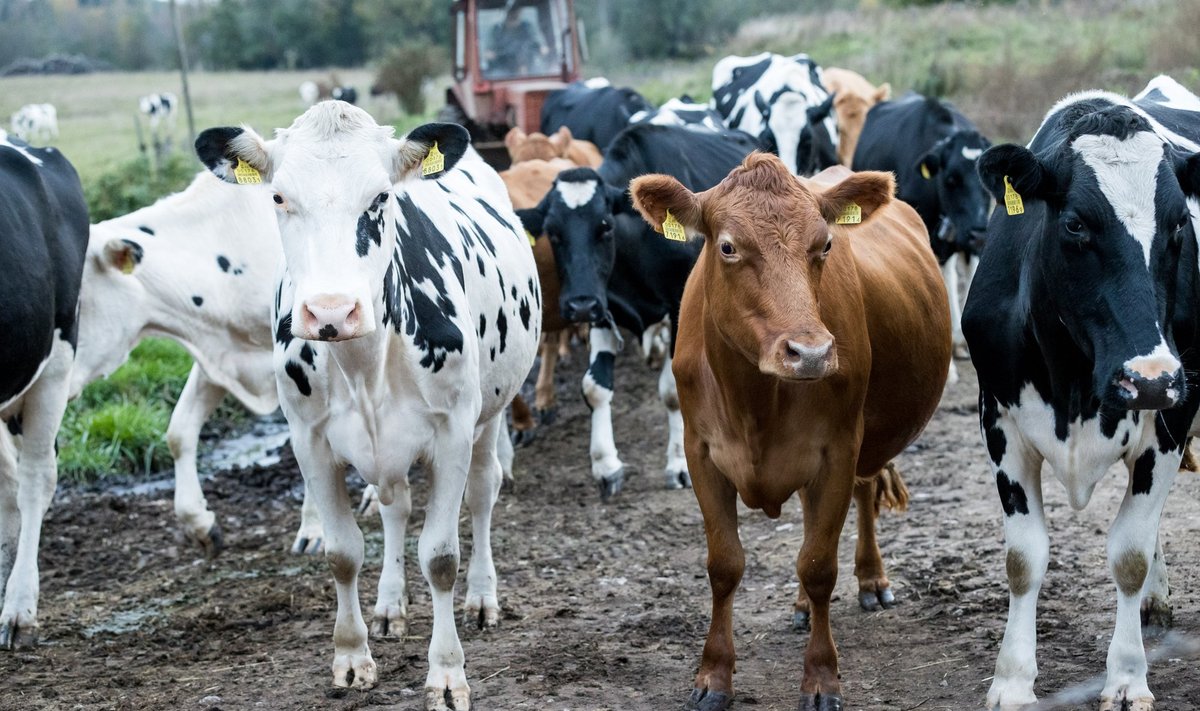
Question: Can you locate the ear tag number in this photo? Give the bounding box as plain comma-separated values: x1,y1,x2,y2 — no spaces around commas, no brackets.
526,229,537,247
422,141,445,176
920,163,931,180
662,210,687,242
835,202,862,225
1003,175,1024,216
234,158,262,185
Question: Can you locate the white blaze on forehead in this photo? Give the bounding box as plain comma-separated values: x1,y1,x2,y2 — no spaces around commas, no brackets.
556,179,598,209
961,147,983,160
1073,131,1164,265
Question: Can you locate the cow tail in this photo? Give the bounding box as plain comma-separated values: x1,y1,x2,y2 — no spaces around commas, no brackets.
1180,438,1198,473
875,461,910,513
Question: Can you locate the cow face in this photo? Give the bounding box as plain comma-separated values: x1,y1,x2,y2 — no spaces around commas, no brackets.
195,103,468,342
978,106,1200,409
754,90,839,177
917,130,992,252
515,167,625,325
630,153,893,380
71,233,146,397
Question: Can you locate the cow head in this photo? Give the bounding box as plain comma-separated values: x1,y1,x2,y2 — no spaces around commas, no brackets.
630,153,893,380
70,232,147,397
515,167,626,325
754,90,839,177
977,105,1200,409
505,126,571,163
195,102,468,342
916,129,992,252
832,82,890,166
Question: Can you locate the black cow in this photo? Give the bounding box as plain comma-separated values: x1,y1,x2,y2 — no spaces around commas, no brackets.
517,124,758,498
540,79,654,153
963,78,1200,711
852,92,991,358
0,134,89,649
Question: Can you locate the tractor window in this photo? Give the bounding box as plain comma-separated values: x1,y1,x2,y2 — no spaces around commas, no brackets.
479,0,568,80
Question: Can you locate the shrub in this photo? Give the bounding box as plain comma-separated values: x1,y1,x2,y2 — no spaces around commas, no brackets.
373,41,445,115
85,153,199,223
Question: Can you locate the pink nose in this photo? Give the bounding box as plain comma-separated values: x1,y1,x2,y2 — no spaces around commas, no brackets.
300,295,363,341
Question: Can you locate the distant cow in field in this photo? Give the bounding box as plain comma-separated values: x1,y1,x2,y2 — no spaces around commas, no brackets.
9,104,58,144
196,103,540,702
631,153,949,710
711,52,839,176
138,92,177,132
820,67,889,166
0,133,89,650
331,85,358,105
540,78,654,153
299,81,320,106
965,76,1200,711
853,93,991,360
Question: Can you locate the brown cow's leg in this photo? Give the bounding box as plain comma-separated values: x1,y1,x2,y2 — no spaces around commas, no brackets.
534,332,560,425
852,475,895,611
687,455,743,711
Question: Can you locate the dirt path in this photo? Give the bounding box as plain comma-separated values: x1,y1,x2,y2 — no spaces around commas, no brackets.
4,352,1200,711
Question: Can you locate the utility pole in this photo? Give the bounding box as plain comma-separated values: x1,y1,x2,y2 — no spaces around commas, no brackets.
169,0,197,152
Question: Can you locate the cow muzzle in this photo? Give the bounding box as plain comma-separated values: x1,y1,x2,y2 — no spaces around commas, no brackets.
765,335,837,381
296,294,375,341
561,295,605,324
1114,351,1185,410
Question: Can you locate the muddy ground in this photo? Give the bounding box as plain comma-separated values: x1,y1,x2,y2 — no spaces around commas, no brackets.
4,351,1200,711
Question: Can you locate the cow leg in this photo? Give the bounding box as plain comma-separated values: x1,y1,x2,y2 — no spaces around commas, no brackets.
534,331,560,424
1140,536,1172,629
687,452,743,711
421,423,473,711
0,431,17,611
581,326,624,500
942,256,967,359
852,476,894,611
659,355,690,490
1098,448,1179,711
371,472,412,638
167,364,227,557
0,342,71,650
292,479,325,554
496,415,514,489
293,434,375,689
464,415,503,631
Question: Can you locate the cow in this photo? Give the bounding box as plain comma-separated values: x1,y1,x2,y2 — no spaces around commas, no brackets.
630,96,727,133
630,153,950,710
820,67,890,166
331,86,358,105
299,80,320,106
138,92,177,132
515,123,759,498
504,125,603,168
195,102,540,704
852,93,992,361
540,78,654,152
963,77,1200,711
711,52,839,176
10,104,58,144
0,132,89,649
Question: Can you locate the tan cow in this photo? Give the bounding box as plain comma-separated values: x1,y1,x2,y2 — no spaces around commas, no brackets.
505,126,603,168
822,67,890,167
631,154,949,711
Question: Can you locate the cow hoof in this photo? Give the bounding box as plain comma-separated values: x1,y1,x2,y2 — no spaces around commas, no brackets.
500,473,516,493
792,610,810,632
464,594,500,630
426,685,471,711
1099,695,1153,711
685,688,733,711
798,692,844,711
202,522,224,559
332,650,377,689
0,616,37,650
665,469,692,489
291,533,324,555
597,469,625,500
535,407,557,426
1141,596,1173,629
858,586,896,612
370,605,407,638
510,428,536,448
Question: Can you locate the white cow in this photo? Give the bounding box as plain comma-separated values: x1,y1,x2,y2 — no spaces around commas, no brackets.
10,104,58,144
195,102,541,705
299,81,319,107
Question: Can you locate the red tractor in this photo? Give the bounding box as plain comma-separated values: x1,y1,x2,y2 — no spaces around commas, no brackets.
441,0,585,168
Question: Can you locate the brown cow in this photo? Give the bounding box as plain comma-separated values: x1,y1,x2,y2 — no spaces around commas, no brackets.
631,154,949,711
822,68,890,167
505,126,603,168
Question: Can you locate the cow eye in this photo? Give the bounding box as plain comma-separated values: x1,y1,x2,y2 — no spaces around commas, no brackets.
822,237,833,256
599,219,613,233
1065,218,1085,235
1175,215,1191,239
272,193,285,206
376,192,389,206
719,240,736,257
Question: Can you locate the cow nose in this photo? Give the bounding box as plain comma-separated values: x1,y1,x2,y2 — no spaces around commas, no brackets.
1116,351,1184,410
564,296,602,323
300,294,366,341
777,337,836,380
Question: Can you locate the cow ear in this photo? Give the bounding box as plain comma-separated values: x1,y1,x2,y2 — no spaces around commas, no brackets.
817,170,893,227
394,122,470,181
1176,151,1200,198
875,83,892,102
514,206,545,237
808,94,835,124
550,126,572,156
915,151,941,179
195,126,272,184
630,174,703,236
504,126,525,152
102,238,144,275
977,144,1051,203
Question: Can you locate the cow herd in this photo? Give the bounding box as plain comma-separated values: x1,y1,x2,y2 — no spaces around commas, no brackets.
1,50,1199,711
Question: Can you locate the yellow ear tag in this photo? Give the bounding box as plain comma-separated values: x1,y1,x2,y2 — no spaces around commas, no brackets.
662,210,687,242
119,256,136,275
233,158,262,185
1003,175,1024,216
835,202,862,225
526,229,537,247
422,141,445,177
920,163,931,180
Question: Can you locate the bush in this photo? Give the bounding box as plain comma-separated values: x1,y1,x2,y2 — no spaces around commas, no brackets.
85,153,199,223
373,41,445,115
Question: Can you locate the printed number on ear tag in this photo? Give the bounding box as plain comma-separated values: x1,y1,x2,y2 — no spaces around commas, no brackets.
920,163,931,180
1003,175,1024,216
526,230,537,247
835,202,862,225
662,210,687,241
234,158,262,185
422,142,445,176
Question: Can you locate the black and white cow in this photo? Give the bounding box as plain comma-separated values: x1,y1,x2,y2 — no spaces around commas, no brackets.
196,102,540,705
630,96,726,133
540,78,654,153
711,52,839,176
139,92,177,132
963,76,1200,711
0,132,89,649
10,104,58,144
516,123,758,498
853,93,992,360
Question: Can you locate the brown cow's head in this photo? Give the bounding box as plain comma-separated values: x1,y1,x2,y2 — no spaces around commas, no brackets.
833,83,889,165
631,152,893,380
505,126,573,163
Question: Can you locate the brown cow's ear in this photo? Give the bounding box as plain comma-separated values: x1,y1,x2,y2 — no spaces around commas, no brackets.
550,126,573,156
504,127,525,152
875,83,892,102
817,170,894,226
630,174,703,236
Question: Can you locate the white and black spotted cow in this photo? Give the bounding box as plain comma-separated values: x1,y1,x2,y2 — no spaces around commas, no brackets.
0,133,89,649
516,123,758,498
711,52,838,176
629,96,726,133
138,92,177,132
10,104,58,144
196,102,540,706
964,76,1200,711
